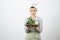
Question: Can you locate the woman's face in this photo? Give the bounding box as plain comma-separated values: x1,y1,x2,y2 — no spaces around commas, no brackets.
30,8,37,15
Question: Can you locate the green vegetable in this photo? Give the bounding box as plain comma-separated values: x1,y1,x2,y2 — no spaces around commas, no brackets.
26,17,36,25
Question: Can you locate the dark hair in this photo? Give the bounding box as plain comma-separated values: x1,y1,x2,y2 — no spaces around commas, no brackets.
30,6,36,9
30,6,37,11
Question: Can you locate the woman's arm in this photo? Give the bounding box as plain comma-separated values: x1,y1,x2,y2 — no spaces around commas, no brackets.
36,17,43,33
24,26,31,33
35,26,40,33
24,18,31,33
35,17,43,33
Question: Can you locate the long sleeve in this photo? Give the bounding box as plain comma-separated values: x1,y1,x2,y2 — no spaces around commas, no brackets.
38,17,43,33
34,17,43,33
24,18,31,33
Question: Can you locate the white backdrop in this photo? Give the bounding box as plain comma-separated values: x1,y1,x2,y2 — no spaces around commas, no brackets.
0,0,60,40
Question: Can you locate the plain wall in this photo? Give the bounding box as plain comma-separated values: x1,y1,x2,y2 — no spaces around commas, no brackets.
0,0,60,40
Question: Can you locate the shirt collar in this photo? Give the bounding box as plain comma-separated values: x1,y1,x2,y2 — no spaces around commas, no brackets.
29,16,38,20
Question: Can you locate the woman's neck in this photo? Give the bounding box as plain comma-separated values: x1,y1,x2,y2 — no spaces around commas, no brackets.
31,15,36,19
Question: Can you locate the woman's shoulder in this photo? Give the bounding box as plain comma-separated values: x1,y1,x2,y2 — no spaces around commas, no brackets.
37,16,43,22
37,16,42,20
25,16,30,21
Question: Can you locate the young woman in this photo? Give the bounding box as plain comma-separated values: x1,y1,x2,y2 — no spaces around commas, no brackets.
24,6,43,40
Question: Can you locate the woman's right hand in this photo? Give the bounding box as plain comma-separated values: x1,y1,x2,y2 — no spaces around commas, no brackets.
26,26,31,30
25,26,31,33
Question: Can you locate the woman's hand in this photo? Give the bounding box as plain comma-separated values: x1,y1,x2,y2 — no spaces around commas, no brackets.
25,27,30,30
35,26,40,33
25,26,31,33
36,26,40,30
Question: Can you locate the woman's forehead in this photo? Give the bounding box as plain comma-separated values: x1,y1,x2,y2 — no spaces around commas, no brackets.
30,8,37,10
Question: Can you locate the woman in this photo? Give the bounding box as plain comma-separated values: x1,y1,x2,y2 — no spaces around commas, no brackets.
24,6,43,40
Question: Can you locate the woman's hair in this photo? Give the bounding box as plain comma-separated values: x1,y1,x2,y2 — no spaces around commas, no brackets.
30,6,37,11
30,6,37,9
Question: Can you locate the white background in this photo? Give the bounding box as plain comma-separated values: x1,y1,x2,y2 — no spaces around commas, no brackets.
0,0,60,40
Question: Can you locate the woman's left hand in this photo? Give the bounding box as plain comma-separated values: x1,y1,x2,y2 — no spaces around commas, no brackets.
35,26,40,33
36,26,40,30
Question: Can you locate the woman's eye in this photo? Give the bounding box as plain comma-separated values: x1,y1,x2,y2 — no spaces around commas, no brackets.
31,10,32,12
34,10,35,12
34,10,36,11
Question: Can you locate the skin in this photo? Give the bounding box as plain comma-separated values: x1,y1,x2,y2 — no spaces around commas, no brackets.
30,8,37,19
30,8,40,30
26,7,40,32
26,8,37,29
